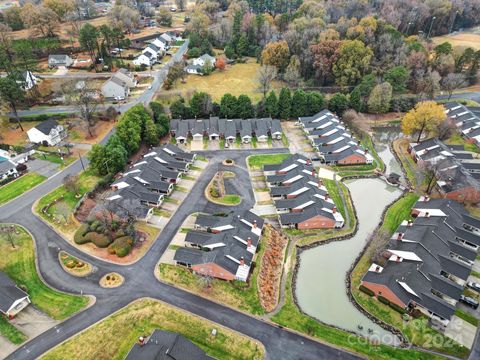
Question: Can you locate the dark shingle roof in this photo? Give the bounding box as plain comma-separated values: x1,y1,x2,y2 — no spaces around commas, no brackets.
0,272,28,314
126,329,213,360
35,120,59,135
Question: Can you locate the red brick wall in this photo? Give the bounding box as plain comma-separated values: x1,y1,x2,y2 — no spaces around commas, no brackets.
192,263,235,281
361,280,406,308
443,186,480,203
298,215,336,229
338,153,366,165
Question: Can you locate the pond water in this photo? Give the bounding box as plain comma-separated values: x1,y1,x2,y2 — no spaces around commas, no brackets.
295,131,403,345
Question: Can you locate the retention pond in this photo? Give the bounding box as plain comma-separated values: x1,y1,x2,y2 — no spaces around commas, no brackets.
295,133,404,345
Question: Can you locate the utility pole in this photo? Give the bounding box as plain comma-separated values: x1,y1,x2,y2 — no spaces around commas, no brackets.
427,16,436,38
78,152,85,171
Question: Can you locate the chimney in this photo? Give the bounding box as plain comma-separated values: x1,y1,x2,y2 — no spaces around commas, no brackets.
364,149,369,154
375,266,380,273
407,220,413,227
253,220,257,229
425,212,430,217
139,336,145,346
318,179,323,188
324,193,329,201
397,232,403,240
312,169,315,176
332,206,337,214
396,255,401,262
306,159,311,165
240,257,245,266
425,195,430,202
247,237,252,247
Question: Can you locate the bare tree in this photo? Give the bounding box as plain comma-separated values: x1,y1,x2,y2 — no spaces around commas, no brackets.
436,119,456,141
441,73,466,100
63,174,81,196
62,80,102,138
0,225,17,248
256,65,277,99
416,161,438,194
197,272,214,291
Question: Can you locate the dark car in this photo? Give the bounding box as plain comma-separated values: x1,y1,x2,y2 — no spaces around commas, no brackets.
467,281,480,293
460,295,479,309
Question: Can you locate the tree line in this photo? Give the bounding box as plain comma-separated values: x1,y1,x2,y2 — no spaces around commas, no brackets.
89,103,169,176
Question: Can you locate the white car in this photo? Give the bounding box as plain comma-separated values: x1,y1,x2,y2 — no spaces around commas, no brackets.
114,96,125,101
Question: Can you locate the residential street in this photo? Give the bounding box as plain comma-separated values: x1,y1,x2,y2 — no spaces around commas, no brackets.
11,40,189,118
0,149,361,360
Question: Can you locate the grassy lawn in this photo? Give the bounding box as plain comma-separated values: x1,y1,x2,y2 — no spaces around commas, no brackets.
213,194,242,205
381,193,419,233
0,225,89,320
159,263,265,315
41,299,264,360
271,248,446,360
348,194,468,359
34,152,78,169
455,309,479,327
0,316,27,344
172,57,283,102
247,153,291,170
35,169,100,237
445,133,479,154
392,138,417,186
0,173,46,205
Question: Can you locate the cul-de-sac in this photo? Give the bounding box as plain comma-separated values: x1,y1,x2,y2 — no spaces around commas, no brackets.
0,1,480,359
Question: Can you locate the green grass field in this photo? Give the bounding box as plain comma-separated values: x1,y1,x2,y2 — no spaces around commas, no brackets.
247,153,291,170
0,316,27,344
0,173,46,206
0,225,89,320
35,170,99,233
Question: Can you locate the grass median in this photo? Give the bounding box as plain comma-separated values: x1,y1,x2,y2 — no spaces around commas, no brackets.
41,298,265,360
0,225,89,320
247,153,291,170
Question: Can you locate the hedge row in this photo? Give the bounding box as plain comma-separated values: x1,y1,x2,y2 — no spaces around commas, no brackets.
359,284,375,296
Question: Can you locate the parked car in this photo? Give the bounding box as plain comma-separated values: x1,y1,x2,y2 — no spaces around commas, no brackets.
114,96,125,101
460,295,479,309
467,281,480,292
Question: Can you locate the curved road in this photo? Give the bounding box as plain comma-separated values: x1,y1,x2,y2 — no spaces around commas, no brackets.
1,149,360,360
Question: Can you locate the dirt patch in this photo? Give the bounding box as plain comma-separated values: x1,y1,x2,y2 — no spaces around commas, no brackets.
257,225,288,312
351,112,403,134
99,272,124,288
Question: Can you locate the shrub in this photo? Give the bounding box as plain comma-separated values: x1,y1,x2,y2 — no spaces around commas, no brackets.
90,220,101,231
114,229,126,239
74,224,91,244
84,232,111,248
378,295,390,305
359,284,374,296
108,236,133,257
389,302,407,314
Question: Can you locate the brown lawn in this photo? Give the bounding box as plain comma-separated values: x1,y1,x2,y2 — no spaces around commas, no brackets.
433,31,480,50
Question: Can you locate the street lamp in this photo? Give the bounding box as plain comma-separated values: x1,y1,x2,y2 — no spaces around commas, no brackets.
427,16,436,38
406,22,413,35
450,10,459,34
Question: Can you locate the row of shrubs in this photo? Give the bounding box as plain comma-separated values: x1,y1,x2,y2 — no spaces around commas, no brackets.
359,285,407,314
74,221,134,257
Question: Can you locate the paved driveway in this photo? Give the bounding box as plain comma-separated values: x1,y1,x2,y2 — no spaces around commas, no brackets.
27,159,60,178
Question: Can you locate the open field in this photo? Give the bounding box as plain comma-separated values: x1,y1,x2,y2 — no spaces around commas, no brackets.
170,58,284,102
433,30,480,50
41,298,264,360
0,225,89,320
0,173,46,206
